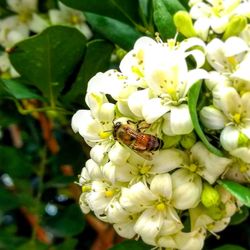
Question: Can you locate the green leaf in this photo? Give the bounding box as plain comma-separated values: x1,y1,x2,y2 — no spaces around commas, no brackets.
60,0,140,25
230,206,249,225
218,180,250,207
46,204,85,237
178,0,190,9
0,78,43,100
64,39,114,103
153,0,176,40
188,82,224,157
213,244,247,250
162,0,186,14
109,240,151,250
54,239,78,250
0,146,32,178
45,176,75,188
9,26,86,101
85,13,142,51
0,188,20,212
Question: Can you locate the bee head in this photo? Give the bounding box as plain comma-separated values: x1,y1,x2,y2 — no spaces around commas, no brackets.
113,122,122,138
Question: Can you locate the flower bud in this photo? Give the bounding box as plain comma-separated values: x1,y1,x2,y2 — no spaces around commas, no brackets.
201,183,220,208
223,16,247,40
174,11,197,38
172,169,202,210
180,132,196,149
238,132,249,147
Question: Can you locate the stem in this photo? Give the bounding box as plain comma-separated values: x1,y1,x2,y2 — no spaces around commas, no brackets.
14,100,73,115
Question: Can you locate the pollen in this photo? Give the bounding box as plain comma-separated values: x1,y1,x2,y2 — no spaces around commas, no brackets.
227,56,237,70
71,14,81,24
139,165,151,175
105,190,114,198
232,113,241,124
156,202,166,211
240,163,248,173
189,163,198,172
82,185,91,192
99,131,111,139
131,66,144,77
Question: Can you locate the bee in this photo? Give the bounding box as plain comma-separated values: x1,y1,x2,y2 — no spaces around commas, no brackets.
113,120,163,160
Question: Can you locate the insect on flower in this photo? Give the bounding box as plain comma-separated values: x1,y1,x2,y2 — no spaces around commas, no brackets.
113,120,163,160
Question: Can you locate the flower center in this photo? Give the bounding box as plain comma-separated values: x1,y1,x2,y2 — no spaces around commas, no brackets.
105,190,114,198
189,163,198,172
155,202,166,211
99,131,112,139
232,113,241,124
82,185,91,192
70,14,81,24
139,165,151,175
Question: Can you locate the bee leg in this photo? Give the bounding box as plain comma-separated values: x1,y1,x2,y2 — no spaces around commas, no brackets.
137,120,150,131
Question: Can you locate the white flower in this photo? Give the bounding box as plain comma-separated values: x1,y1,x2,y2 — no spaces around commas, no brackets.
120,175,183,242
182,142,231,184
127,37,207,135
0,52,19,78
71,92,115,144
200,88,250,151
0,17,29,48
206,37,249,75
189,0,250,40
86,179,122,221
79,159,102,214
49,2,92,39
103,147,184,184
190,186,237,235
1,0,49,47
106,200,139,239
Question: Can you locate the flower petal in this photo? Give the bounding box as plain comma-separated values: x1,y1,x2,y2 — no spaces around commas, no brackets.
150,173,172,199
142,98,169,123
169,104,193,135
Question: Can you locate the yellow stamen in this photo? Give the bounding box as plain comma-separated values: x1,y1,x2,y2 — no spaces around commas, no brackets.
82,185,91,192
139,165,151,175
99,131,111,139
156,203,166,211
105,190,114,198
131,66,144,77
71,15,81,24
240,163,248,173
232,113,241,124
189,163,198,172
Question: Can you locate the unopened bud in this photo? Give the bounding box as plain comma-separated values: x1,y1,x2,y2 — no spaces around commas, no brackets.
238,132,248,147
201,183,220,208
223,15,247,40
180,132,196,149
162,134,181,148
174,11,197,38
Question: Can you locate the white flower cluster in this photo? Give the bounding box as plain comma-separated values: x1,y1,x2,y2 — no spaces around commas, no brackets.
72,31,247,249
0,0,92,78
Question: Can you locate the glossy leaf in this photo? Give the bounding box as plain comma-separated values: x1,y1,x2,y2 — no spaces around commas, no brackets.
64,39,114,103
213,244,247,250
218,180,250,207
9,26,86,100
230,206,249,225
60,0,140,25
85,13,142,51
109,240,151,250
0,188,20,212
162,0,186,14
0,146,33,178
153,0,176,40
188,82,224,157
0,78,43,100
46,204,85,237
